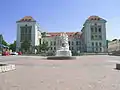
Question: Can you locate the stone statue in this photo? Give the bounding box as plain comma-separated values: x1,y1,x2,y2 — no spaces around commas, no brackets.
59,33,69,50
56,32,72,56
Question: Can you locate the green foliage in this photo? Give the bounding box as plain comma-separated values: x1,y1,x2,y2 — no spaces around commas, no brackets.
112,39,117,41
41,32,47,38
2,40,8,46
21,40,31,52
9,41,16,52
36,42,49,53
0,34,8,46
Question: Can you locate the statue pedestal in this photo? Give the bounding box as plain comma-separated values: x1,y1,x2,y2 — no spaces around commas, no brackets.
56,50,72,56
56,46,72,56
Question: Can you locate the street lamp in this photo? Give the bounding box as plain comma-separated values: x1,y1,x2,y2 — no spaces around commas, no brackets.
0,34,2,44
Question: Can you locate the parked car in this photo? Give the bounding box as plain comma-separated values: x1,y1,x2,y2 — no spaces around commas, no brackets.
10,52,18,55
18,51,22,55
2,51,10,56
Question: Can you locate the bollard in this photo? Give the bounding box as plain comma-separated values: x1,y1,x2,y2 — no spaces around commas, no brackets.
0,67,2,72
116,63,120,70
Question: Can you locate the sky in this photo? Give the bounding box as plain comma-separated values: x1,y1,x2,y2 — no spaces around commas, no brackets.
0,0,120,43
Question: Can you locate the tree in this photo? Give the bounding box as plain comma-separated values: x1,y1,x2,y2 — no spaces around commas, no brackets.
41,32,47,38
9,41,16,52
0,34,8,46
112,39,117,41
35,32,49,54
2,40,8,46
41,42,49,52
36,42,49,53
21,40,31,52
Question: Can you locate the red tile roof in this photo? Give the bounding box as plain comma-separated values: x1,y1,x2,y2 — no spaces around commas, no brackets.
47,32,81,38
88,16,102,20
17,16,36,22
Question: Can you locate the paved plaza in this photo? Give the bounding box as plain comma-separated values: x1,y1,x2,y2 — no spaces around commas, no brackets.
0,55,120,90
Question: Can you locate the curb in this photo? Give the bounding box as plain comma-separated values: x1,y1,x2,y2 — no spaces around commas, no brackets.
0,64,16,73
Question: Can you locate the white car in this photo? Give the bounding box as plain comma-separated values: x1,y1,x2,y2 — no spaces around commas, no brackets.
10,52,18,55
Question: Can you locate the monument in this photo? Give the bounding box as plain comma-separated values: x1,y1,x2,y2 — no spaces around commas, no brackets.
47,32,76,60
56,32,72,56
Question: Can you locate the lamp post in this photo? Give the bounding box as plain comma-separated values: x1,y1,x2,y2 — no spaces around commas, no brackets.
0,34,2,44
0,34,3,53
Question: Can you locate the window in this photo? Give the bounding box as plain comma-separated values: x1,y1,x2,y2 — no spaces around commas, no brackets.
95,23,97,25
43,41,45,44
92,48,94,52
99,35,102,39
95,35,97,39
29,29,31,34
40,39,42,44
25,28,27,33
69,47,71,50
92,42,94,46
91,35,94,40
91,27,93,32
72,47,74,50
100,48,102,52
95,27,97,32
99,28,101,32
46,41,48,45
76,41,78,45
68,41,70,45
72,42,74,45
28,19,31,21
54,41,56,45
54,47,56,50
28,34,31,41
20,34,23,42
50,41,52,45
99,42,102,46
20,27,24,34
96,42,98,46
96,48,98,51
51,47,52,50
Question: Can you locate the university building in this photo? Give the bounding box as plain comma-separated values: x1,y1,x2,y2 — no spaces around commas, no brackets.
16,16,107,54
108,39,120,52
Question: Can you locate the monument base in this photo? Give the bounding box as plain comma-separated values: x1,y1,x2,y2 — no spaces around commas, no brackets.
56,50,72,56
47,49,76,60
47,56,76,60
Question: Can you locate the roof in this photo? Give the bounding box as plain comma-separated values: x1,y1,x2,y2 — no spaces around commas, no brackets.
83,15,107,26
47,32,81,38
87,15,106,21
16,16,36,22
